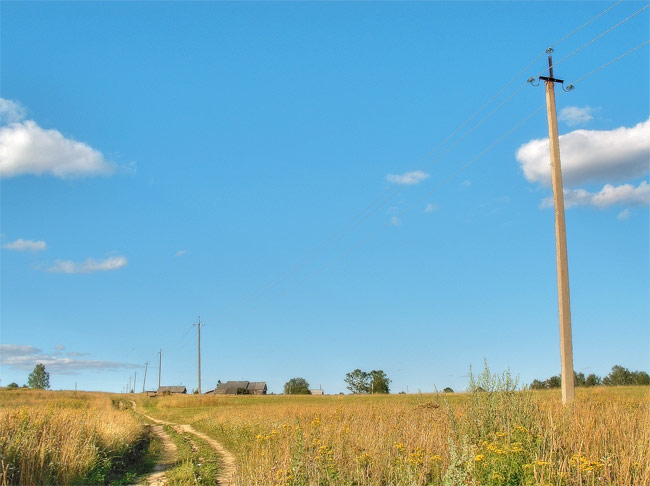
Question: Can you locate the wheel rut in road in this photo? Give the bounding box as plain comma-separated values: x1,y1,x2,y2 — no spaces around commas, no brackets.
131,401,236,486
143,425,178,486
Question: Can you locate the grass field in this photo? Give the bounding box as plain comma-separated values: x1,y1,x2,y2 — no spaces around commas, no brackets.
1,375,648,485
0,391,156,485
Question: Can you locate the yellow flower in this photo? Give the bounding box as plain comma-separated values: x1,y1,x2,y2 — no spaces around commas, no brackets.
474,454,485,462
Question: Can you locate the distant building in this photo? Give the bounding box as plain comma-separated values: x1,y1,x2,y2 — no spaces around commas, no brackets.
207,381,267,395
158,386,187,395
310,388,324,396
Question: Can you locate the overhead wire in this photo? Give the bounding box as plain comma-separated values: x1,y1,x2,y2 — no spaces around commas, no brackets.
219,0,638,320
224,30,649,319
568,39,649,86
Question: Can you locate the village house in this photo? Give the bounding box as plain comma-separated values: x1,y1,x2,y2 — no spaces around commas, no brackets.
157,385,187,395
206,381,267,395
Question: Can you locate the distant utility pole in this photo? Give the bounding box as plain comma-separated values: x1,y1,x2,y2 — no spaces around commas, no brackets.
194,317,205,394
531,48,575,405
158,349,162,390
133,371,137,394
128,375,132,394
142,362,149,393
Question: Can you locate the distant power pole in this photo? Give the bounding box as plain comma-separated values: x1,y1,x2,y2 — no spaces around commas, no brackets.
142,362,149,393
128,375,132,394
194,317,205,394
532,48,575,405
158,349,162,390
133,371,137,394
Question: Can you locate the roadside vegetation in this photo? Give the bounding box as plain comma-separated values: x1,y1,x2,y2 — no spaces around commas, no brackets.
138,364,649,486
162,424,221,485
0,390,158,485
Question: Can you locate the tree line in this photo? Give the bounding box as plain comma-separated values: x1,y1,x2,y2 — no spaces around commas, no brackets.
530,365,650,390
283,369,392,395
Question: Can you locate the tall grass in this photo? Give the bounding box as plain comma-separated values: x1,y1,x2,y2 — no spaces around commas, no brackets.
141,371,649,485
0,390,145,485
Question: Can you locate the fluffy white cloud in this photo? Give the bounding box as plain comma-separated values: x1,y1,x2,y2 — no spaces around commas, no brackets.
541,181,650,209
558,106,595,126
386,170,430,185
2,238,47,251
0,98,27,124
46,256,127,274
516,118,650,187
0,120,115,178
0,344,139,374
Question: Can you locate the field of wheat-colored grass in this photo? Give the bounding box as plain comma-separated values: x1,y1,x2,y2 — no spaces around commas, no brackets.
0,390,146,486
1,380,648,486
139,384,649,486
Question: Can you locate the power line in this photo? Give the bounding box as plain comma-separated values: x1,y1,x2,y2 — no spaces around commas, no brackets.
218,0,644,320
568,39,649,86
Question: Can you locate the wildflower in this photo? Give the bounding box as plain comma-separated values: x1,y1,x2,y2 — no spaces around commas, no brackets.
474,454,485,462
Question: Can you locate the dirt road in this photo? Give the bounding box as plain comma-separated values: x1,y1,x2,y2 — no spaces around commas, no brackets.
131,401,236,485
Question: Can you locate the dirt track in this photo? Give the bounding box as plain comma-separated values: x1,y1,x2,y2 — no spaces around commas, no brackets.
131,401,236,485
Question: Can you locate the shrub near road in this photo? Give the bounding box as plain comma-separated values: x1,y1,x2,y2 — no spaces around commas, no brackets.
0,390,152,485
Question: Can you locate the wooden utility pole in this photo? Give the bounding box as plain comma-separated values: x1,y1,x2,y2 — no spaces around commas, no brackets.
133,371,137,394
158,349,162,390
538,48,575,405
142,362,149,393
194,317,204,394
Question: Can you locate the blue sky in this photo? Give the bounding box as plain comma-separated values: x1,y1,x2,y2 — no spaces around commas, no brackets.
1,1,648,394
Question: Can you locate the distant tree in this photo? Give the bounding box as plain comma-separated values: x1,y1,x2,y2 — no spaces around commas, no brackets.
574,372,586,387
369,370,391,394
603,365,632,386
546,375,561,389
344,369,370,394
529,379,546,390
443,387,454,393
631,371,650,386
28,363,50,390
585,373,601,387
6,382,19,390
284,377,311,395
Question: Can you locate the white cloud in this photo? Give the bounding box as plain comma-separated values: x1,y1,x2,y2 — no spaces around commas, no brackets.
617,209,630,220
0,120,115,179
425,202,439,213
175,250,187,257
54,344,66,351
2,238,47,251
462,180,471,187
386,170,430,185
541,181,650,209
516,118,650,187
390,216,402,226
0,98,27,124
558,106,595,126
0,344,139,374
46,256,127,274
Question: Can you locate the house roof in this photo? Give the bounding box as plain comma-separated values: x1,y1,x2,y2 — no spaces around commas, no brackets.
158,386,187,393
248,382,267,391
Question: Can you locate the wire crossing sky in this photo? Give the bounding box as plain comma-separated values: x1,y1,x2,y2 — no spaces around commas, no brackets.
1,1,648,394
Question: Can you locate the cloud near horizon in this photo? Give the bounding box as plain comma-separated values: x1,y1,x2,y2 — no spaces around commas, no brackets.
0,344,140,374
46,256,127,274
2,238,47,251
0,97,115,179
386,170,430,185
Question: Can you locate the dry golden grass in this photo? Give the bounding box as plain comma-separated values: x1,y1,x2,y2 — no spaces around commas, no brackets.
139,386,650,486
0,390,143,485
